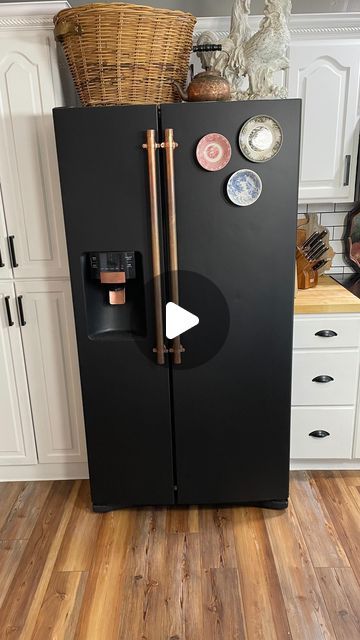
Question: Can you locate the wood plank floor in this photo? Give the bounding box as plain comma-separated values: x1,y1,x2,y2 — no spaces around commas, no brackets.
0,471,359,639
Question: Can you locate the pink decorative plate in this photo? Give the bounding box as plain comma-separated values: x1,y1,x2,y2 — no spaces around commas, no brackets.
196,133,232,171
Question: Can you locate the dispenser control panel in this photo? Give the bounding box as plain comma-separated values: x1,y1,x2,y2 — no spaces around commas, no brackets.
89,251,136,280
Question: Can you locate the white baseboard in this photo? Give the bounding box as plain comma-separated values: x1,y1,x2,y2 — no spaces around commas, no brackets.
1,460,358,481
0,462,89,481
291,459,360,470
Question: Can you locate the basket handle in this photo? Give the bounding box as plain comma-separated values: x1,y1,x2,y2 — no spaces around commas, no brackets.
54,20,82,41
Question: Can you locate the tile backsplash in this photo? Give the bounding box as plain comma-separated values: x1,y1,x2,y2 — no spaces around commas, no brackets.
297,202,354,275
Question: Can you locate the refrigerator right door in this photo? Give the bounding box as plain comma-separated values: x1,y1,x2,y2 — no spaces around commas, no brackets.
161,100,301,506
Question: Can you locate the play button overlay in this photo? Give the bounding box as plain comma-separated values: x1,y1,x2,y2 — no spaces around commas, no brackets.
135,270,230,369
166,302,199,339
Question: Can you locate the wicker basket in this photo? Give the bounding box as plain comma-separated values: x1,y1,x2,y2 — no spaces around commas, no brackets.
54,3,196,106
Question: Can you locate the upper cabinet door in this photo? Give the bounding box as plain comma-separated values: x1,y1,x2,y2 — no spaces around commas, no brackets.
15,279,87,464
0,30,69,278
0,282,37,465
288,39,360,203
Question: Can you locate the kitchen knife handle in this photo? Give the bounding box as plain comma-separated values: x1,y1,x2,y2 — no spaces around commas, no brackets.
312,375,334,383
162,128,184,365
307,231,327,250
301,231,318,249
142,130,167,365
309,430,330,438
313,259,329,272
309,246,328,262
343,155,351,186
305,242,325,260
315,329,337,338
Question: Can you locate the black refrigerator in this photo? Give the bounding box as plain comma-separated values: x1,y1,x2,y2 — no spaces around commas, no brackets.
53,99,301,511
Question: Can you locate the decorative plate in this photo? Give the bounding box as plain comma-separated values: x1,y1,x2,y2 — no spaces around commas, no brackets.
227,169,262,206
196,133,232,171
239,115,283,163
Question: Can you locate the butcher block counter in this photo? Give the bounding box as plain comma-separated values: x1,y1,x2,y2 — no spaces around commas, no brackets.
294,276,360,314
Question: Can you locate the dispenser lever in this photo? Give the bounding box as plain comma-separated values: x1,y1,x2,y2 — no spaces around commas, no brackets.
109,288,126,305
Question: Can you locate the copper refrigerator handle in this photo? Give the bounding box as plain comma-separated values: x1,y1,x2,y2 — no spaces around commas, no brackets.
162,128,184,365
143,130,167,365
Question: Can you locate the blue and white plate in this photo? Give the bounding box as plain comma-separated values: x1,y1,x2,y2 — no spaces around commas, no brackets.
226,169,262,206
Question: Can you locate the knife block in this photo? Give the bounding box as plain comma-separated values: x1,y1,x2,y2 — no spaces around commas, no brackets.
296,246,319,289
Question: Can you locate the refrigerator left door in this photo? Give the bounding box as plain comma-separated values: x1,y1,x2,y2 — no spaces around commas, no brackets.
53,105,175,509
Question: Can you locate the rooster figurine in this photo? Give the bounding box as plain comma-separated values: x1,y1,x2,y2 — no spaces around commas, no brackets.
196,0,291,100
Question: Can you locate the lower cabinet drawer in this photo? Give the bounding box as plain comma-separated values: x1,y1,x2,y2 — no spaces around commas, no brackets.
292,350,359,405
293,316,360,349
291,406,355,459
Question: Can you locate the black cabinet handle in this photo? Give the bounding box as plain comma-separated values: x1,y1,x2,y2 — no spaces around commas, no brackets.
8,236,18,267
17,295,26,326
309,430,330,438
0,248,4,268
315,329,338,338
4,296,13,326
312,375,334,383
343,154,351,186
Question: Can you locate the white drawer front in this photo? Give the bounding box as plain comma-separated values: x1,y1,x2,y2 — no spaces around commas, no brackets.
292,350,359,406
293,316,360,349
291,407,355,459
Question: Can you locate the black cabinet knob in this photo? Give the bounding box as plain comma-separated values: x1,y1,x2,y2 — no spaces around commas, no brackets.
315,329,337,338
309,430,330,438
312,375,334,383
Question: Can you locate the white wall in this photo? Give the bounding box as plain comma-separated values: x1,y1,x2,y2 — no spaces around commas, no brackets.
68,1,360,14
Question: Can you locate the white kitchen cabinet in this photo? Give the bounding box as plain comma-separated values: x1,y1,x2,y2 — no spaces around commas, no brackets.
0,13,69,278
0,282,37,465
292,350,359,406
293,315,360,350
291,406,355,459
15,280,86,464
288,37,360,203
292,312,360,462
0,2,87,480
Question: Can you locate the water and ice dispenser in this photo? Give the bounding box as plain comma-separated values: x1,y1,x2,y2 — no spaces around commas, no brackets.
89,251,136,305
83,251,146,339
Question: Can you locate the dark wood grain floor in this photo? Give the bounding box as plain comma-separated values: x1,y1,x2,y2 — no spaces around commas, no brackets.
0,471,359,639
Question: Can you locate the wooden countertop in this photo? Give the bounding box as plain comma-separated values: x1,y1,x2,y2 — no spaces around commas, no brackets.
294,275,360,314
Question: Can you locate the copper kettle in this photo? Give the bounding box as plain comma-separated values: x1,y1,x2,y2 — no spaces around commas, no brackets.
173,44,231,103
